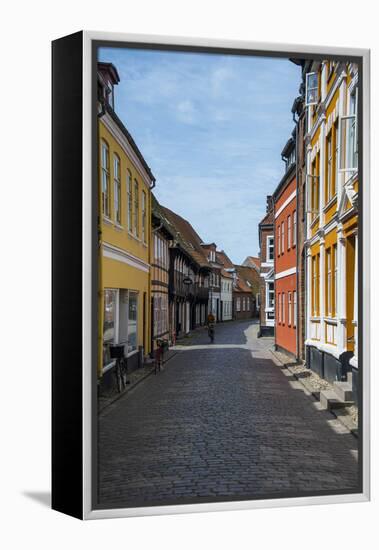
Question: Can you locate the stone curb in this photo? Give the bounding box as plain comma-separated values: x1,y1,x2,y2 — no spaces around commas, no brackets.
98,349,180,416
269,349,358,439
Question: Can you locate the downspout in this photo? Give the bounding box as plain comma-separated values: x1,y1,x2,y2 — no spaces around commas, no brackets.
97,105,105,379
293,109,300,362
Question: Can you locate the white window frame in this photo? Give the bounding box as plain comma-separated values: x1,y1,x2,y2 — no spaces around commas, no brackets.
267,281,275,310
339,96,358,174
281,221,285,254
293,210,296,247
134,179,139,236
127,170,132,232
266,235,274,261
277,226,281,256
282,293,285,325
101,140,110,218
288,291,292,326
326,130,333,202
113,154,121,225
142,190,147,243
102,288,140,372
326,248,332,317
287,215,291,250
293,290,297,328
305,72,319,107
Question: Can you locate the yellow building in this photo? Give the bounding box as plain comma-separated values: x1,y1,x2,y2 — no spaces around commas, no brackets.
304,60,359,400
97,62,155,388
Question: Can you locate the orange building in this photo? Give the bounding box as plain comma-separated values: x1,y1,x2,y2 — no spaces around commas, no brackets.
273,134,297,357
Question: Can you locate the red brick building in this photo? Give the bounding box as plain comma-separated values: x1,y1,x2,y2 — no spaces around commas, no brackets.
233,265,260,320
273,135,297,357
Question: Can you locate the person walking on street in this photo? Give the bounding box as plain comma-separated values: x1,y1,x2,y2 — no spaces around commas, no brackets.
207,311,216,343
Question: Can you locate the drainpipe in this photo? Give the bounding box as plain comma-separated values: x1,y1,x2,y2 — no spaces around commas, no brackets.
293,109,300,362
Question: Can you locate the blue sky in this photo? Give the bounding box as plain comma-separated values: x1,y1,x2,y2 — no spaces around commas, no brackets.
99,47,300,264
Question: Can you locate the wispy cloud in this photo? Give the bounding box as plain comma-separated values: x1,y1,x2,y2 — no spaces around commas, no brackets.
99,47,300,263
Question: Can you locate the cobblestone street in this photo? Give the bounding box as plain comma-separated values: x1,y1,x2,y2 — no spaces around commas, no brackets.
98,320,359,508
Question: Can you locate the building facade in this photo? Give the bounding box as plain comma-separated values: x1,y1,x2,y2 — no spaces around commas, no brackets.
162,207,210,337
201,243,222,322
233,266,257,321
151,195,174,352
273,139,297,357
303,60,359,398
216,251,234,321
257,197,275,336
97,62,155,390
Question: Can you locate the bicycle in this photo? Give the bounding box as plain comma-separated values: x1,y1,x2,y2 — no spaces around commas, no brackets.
114,355,129,393
208,324,215,343
109,343,129,393
154,339,167,374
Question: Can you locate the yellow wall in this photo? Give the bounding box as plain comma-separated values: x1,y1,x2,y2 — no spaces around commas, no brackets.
98,120,153,376
99,123,151,265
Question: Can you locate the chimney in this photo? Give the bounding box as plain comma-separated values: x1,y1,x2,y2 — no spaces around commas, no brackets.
266,195,273,212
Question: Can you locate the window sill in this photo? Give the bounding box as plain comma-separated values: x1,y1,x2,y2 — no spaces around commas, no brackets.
114,223,124,231
128,231,141,243
103,216,113,226
310,215,320,229
323,195,337,212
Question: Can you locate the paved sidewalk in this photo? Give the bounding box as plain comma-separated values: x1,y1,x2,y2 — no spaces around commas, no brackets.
98,348,179,414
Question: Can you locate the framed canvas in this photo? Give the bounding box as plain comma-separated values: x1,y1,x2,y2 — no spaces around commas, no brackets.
52,31,370,520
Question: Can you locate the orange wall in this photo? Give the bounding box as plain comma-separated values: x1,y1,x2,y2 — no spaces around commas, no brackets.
275,273,297,355
275,176,297,274
274,175,297,356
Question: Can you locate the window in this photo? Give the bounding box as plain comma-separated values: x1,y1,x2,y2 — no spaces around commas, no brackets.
325,131,332,203
312,254,320,316
267,236,274,261
242,298,246,311
311,154,320,219
333,120,339,198
277,226,281,256
326,248,332,316
293,290,297,328
339,88,358,172
293,210,296,247
282,293,285,325
287,215,291,249
127,170,132,231
323,245,338,319
153,292,168,338
101,140,110,217
281,221,285,254
134,180,139,236
127,292,138,353
113,154,121,224
288,292,292,326
278,292,281,323
267,282,275,308
246,297,250,310
142,190,147,243
305,72,319,106
333,243,338,317
236,297,241,312
103,288,117,367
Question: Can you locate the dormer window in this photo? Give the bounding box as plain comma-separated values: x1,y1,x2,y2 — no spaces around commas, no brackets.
305,72,319,106
106,83,114,109
286,148,295,170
